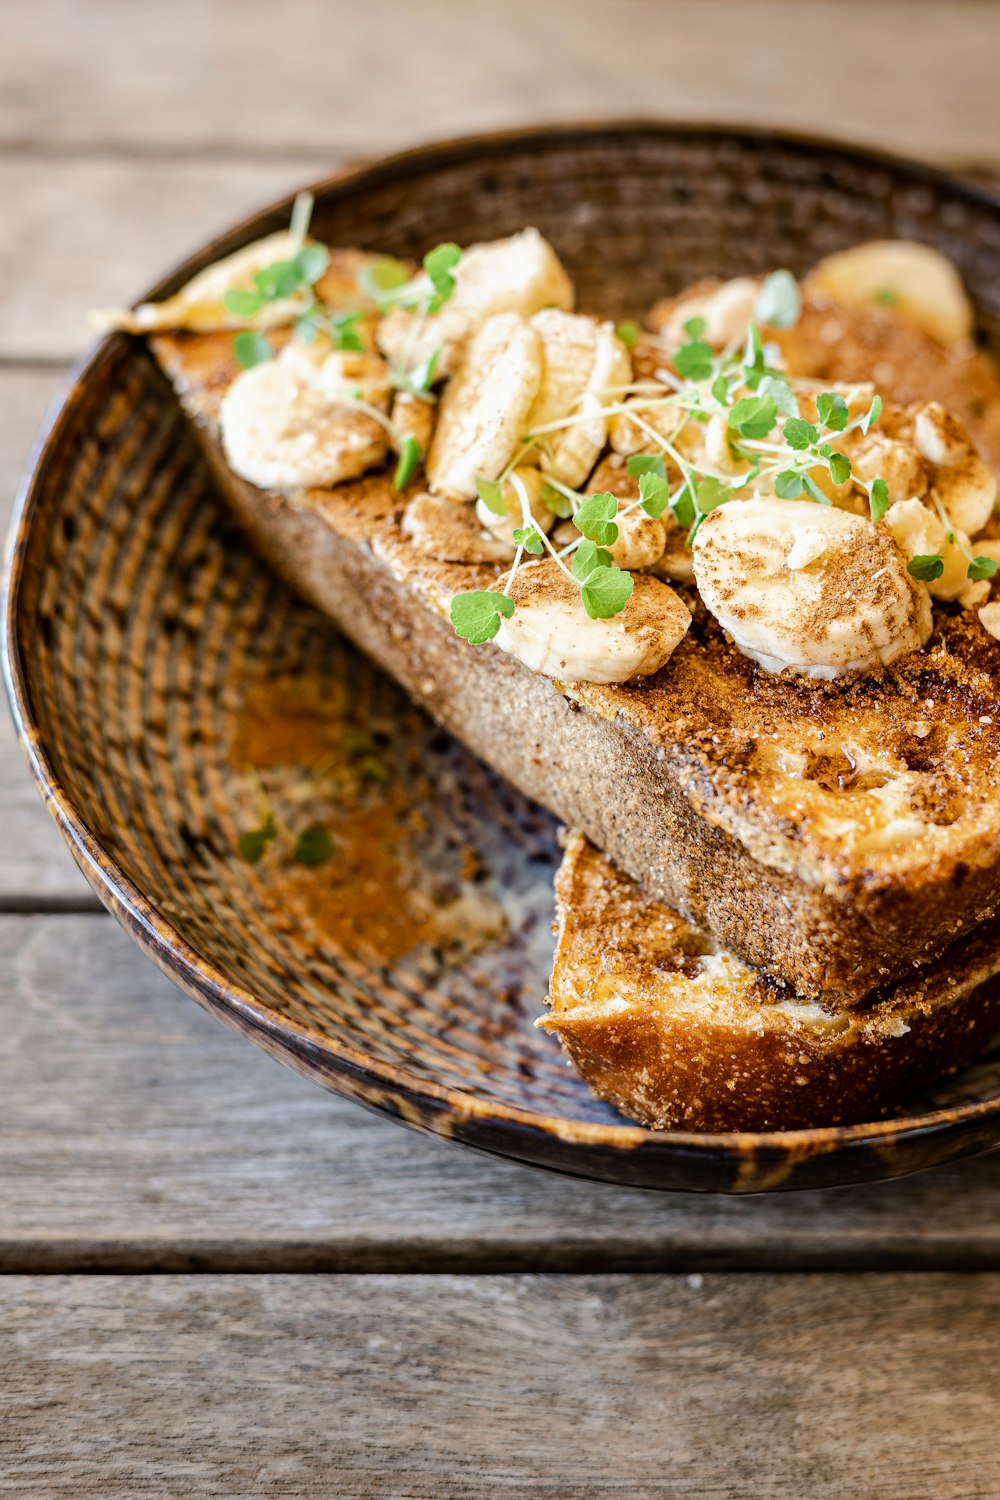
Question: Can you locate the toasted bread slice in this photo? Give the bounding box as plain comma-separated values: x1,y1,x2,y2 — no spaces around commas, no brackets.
147,298,1000,1005
540,833,1000,1131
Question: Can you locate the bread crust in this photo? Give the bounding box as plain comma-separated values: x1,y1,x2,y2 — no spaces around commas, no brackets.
148,326,1000,1003
542,833,1000,1131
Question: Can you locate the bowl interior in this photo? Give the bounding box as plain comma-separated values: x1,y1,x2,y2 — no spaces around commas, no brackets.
8,125,1000,1192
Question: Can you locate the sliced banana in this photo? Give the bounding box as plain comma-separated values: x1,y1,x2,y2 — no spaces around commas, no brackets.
474,468,555,549
390,390,435,456
851,433,928,506
494,560,690,684
979,602,1000,642
606,509,667,569
220,343,389,491
692,497,932,679
653,277,761,350
93,232,310,334
805,240,974,345
913,402,997,536
402,492,514,564
426,313,543,501
883,497,973,601
377,228,574,379
523,314,632,487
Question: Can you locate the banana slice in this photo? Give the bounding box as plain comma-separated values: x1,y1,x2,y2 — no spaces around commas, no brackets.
390,390,435,457
523,314,632,487
607,510,668,570
426,313,544,501
402,493,515,564
494,559,690,684
693,497,932,679
377,228,574,379
979,602,1000,642
652,277,761,350
883,497,973,602
220,343,389,490
94,232,310,334
912,403,997,536
474,468,555,549
805,240,974,345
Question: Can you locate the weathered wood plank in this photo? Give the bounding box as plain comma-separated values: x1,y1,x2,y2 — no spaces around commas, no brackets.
1,912,998,1269
1,369,97,903
3,0,1000,175
0,1273,997,1498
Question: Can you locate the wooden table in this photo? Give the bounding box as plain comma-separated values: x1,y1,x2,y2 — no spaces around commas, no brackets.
2,2,1000,1493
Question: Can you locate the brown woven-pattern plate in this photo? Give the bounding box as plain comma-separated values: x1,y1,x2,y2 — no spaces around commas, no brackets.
6,123,1000,1193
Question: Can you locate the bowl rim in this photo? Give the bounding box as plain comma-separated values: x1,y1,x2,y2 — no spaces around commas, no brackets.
5,118,1000,1171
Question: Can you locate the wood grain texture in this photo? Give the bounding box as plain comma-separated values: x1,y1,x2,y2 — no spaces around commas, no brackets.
1,912,999,1271
3,0,1000,172
1,1273,998,1498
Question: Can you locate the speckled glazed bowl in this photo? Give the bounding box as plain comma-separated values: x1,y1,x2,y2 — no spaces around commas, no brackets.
6,123,1000,1192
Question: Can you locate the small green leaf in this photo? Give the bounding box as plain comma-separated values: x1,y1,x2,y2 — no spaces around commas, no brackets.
572,539,614,579
671,484,696,529
825,450,852,486
402,346,441,396
967,555,999,581
875,288,899,306
783,417,819,450
358,256,412,305
743,321,765,373
754,269,801,329
450,590,515,644
293,824,333,867
860,394,883,435
224,287,264,317
574,491,619,546
424,242,462,310
757,373,799,418
673,340,714,381
908,553,945,582
393,435,422,492
238,813,277,865
580,566,634,620
626,454,666,481
802,472,832,506
475,475,507,517
696,477,730,514
615,320,640,349
683,315,707,339
295,313,318,343
868,478,889,524
328,311,365,352
711,374,730,406
294,243,329,285
816,391,849,432
512,526,544,555
540,482,573,518
775,469,803,499
728,394,777,440
639,472,670,520
233,331,273,369
254,260,304,300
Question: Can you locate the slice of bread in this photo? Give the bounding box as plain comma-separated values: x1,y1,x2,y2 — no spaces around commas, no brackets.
146,301,1000,1005
540,832,1000,1131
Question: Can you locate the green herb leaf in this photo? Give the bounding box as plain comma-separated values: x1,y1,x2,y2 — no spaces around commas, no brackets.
358,256,412,306
626,454,667,481
673,340,714,381
541,482,573,518
616,320,640,349
728,394,777,440
295,313,318,343
967,555,999,581
294,243,329,286
224,288,264,317
574,491,619,546
293,824,333,867
775,469,803,499
860,394,883,435
254,260,304,300
393,435,422,492
711,374,730,406
671,484,696,529
743,322,765,373
233,331,273,369
816,391,849,432
824,449,852,486
757,373,799,418
696,476,730,514
908,553,945,582
754,270,801,330
512,525,544,555
868,478,889,524
639,472,670,520
683,315,707,339
783,416,819,450
405,346,441,396
475,475,507,517
328,311,365,352
580,566,634,619
802,472,833,506
875,288,899,306
572,538,615,579
238,813,277,865
450,590,515,643
424,242,462,311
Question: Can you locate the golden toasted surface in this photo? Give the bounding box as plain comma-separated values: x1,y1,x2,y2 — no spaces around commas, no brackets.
542,833,1000,1131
